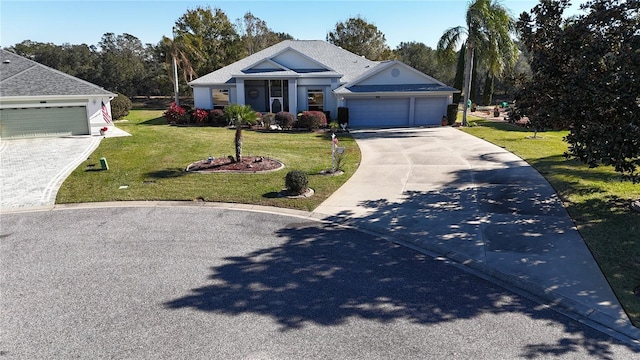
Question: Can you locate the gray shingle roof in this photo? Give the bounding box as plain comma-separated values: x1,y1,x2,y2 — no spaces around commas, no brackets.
0,49,114,98
189,40,379,86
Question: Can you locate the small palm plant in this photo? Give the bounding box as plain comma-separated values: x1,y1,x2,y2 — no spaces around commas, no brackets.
224,104,258,162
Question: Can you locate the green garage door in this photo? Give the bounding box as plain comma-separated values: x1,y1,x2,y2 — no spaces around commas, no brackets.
0,106,89,139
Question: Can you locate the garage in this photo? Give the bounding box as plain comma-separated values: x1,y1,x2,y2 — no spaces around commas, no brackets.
414,97,449,126
347,98,410,127
0,106,89,139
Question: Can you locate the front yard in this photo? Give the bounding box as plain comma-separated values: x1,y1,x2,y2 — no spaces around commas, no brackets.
57,110,359,211
461,119,640,326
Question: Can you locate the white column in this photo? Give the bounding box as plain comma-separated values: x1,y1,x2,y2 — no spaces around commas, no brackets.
236,79,245,105
288,79,297,113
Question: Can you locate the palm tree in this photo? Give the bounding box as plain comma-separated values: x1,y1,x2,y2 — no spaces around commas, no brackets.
161,32,203,106
224,104,259,162
437,0,518,126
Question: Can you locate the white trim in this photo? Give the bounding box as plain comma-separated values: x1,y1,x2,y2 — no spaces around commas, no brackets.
0,101,86,109
340,60,450,89
268,46,336,72
241,58,292,72
337,91,456,98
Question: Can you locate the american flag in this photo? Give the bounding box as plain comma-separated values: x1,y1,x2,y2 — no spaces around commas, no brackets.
101,101,112,124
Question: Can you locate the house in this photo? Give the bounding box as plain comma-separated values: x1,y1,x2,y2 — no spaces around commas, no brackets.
189,40,459,127
0,49,115,139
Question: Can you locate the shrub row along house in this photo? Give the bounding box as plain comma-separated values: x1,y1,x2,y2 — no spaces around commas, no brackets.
190,40,459,127
0,49,115,139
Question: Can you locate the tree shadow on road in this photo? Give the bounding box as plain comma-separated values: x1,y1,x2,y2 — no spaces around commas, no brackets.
163,218,635,359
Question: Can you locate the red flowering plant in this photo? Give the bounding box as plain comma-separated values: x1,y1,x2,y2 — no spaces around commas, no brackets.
163,102,187,124
192,108,209,125
101,127,108,132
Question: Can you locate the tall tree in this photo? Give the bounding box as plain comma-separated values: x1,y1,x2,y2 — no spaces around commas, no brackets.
237,12,293,55
437,0,518,125
394,42,454,84
517,0,640,179
98,33,147,95
326,16,394,60
173,6,243,75
160,33,202,105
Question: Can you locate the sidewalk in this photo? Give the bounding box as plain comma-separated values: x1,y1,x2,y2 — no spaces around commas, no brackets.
313,126,640,344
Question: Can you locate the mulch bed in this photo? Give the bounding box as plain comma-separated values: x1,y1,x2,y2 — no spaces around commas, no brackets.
186,156,284,173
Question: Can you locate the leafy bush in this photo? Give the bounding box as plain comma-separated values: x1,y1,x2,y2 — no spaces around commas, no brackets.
275,111,296,129
446,104,458,125
110,93,132,120
163,102,187,124
285,170,309,195
208,109,226,126
262,112,276,128
191,108,209,125
337,107,349,125
298,111,327,130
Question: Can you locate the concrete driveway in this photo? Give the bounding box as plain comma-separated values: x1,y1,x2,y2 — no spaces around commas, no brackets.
0,136,101,210
314,127,640,343
0,127,129,211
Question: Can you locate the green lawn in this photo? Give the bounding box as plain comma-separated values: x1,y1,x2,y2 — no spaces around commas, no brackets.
57,110,360,212
461,119,640,326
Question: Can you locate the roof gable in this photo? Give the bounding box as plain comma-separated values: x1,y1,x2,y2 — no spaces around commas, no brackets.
242,58,291,72
190,40,377,86
0,49,114,98
351,61,446,87
269,47,330,71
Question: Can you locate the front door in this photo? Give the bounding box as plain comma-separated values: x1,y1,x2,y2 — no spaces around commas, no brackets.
269,80,284,113
270,97,283,113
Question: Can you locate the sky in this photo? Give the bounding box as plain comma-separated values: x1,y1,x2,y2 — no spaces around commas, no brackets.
0,0,585,50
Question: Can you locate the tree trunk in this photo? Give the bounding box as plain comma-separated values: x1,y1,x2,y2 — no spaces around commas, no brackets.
462,42,475,127
235,125,243,162
172,55,180,106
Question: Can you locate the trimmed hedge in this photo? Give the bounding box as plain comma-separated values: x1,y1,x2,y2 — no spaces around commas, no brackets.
275,111,296,129
285,170,309,195
110,93,132,120
208,109,226,126
298,111,327,130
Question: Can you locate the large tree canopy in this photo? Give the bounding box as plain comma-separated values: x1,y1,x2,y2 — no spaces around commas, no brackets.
394,41,454,85
516,0,640,179
237,12,294,55
173,6,243,75
326,16,393,60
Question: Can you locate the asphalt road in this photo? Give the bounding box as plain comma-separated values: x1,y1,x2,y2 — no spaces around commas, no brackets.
1,205,638,359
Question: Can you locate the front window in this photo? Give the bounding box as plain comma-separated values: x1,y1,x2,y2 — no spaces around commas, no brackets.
308,89,324,111
212,89,229,107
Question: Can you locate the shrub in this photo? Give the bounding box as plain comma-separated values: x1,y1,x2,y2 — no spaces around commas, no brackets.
447,104,458,125
275,111,296,129
285,170,309,195
208,109,226,126
110,93,132,120
337,107,349,125
262,112,276,128
191,108,209,125
163,102,187,124
298,111,327,130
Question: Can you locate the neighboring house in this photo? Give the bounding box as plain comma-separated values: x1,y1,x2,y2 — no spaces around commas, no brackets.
190,40,459,127
0,49,115,139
